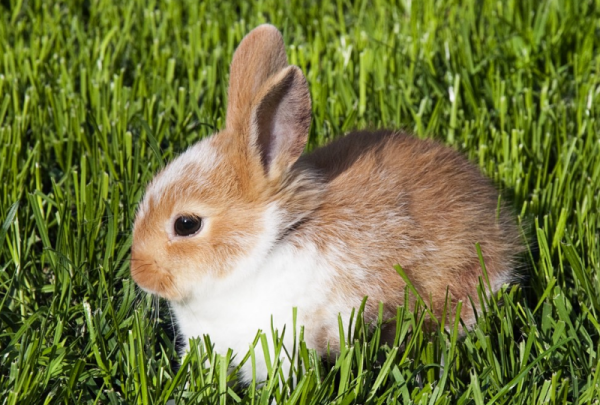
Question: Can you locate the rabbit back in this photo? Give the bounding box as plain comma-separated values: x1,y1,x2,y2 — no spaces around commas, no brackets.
284,129,521,335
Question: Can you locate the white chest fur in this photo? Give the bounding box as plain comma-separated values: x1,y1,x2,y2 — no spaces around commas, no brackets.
170,242,341,382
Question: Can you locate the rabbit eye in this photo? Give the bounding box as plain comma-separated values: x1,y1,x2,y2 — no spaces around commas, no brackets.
174,216,203,237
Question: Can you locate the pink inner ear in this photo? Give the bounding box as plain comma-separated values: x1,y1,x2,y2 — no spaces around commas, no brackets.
270,110,296,165
252,66,311,177
254,80,296,170
261,109,293,169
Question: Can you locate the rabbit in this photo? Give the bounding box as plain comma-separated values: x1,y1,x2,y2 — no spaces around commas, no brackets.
130,24,522,383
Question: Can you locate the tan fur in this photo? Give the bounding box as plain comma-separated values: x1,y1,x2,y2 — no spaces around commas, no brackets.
131,24,523,350
288,131,521,333
130,137,269,299
132,25,304,299
226,24,288,133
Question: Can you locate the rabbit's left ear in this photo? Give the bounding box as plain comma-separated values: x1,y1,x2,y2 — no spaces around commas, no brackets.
226,24,288,133
249,64,311,180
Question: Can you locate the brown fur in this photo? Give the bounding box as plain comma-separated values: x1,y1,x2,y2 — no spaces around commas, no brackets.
288,131,521,331
132,26,308,299
131,24,522,347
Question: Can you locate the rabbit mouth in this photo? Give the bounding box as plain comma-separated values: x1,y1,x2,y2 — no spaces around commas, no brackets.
130,256,182,300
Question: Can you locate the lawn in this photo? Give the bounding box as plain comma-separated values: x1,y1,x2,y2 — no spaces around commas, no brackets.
1,0,600,403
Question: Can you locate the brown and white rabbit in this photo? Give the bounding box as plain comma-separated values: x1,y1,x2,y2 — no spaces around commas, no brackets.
131,24,522,382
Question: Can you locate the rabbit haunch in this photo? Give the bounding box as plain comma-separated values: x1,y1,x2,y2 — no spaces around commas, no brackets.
130,24,522,383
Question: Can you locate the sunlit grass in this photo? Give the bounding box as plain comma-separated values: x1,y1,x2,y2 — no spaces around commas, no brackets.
1,0,599,403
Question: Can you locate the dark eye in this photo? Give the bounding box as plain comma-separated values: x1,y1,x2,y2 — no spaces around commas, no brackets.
174,216,203,237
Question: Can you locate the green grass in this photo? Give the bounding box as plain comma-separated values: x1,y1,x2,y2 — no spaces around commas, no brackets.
1,0,600,403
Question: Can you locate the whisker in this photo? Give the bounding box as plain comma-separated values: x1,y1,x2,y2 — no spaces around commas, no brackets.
154,295,161,326
130,263,152,275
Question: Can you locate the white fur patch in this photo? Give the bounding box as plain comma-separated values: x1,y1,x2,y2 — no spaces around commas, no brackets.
137,138,221,218
172,245,337,382
170,204,347,382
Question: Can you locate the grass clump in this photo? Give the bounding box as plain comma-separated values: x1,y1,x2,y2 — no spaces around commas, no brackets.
1,0,600,403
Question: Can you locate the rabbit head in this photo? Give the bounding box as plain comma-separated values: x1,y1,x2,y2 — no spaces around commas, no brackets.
130,25,315,300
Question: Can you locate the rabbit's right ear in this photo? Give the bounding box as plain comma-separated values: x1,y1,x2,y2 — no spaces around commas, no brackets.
226,24,288,131
248,65,311,181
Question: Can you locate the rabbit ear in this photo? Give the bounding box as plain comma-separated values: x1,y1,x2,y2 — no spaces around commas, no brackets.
226,24,288,131
249,65,311,180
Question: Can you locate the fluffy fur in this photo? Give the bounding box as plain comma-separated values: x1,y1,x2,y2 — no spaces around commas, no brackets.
131,24,523,382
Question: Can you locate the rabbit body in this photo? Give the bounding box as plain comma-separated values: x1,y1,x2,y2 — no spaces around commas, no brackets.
131,25,521,383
